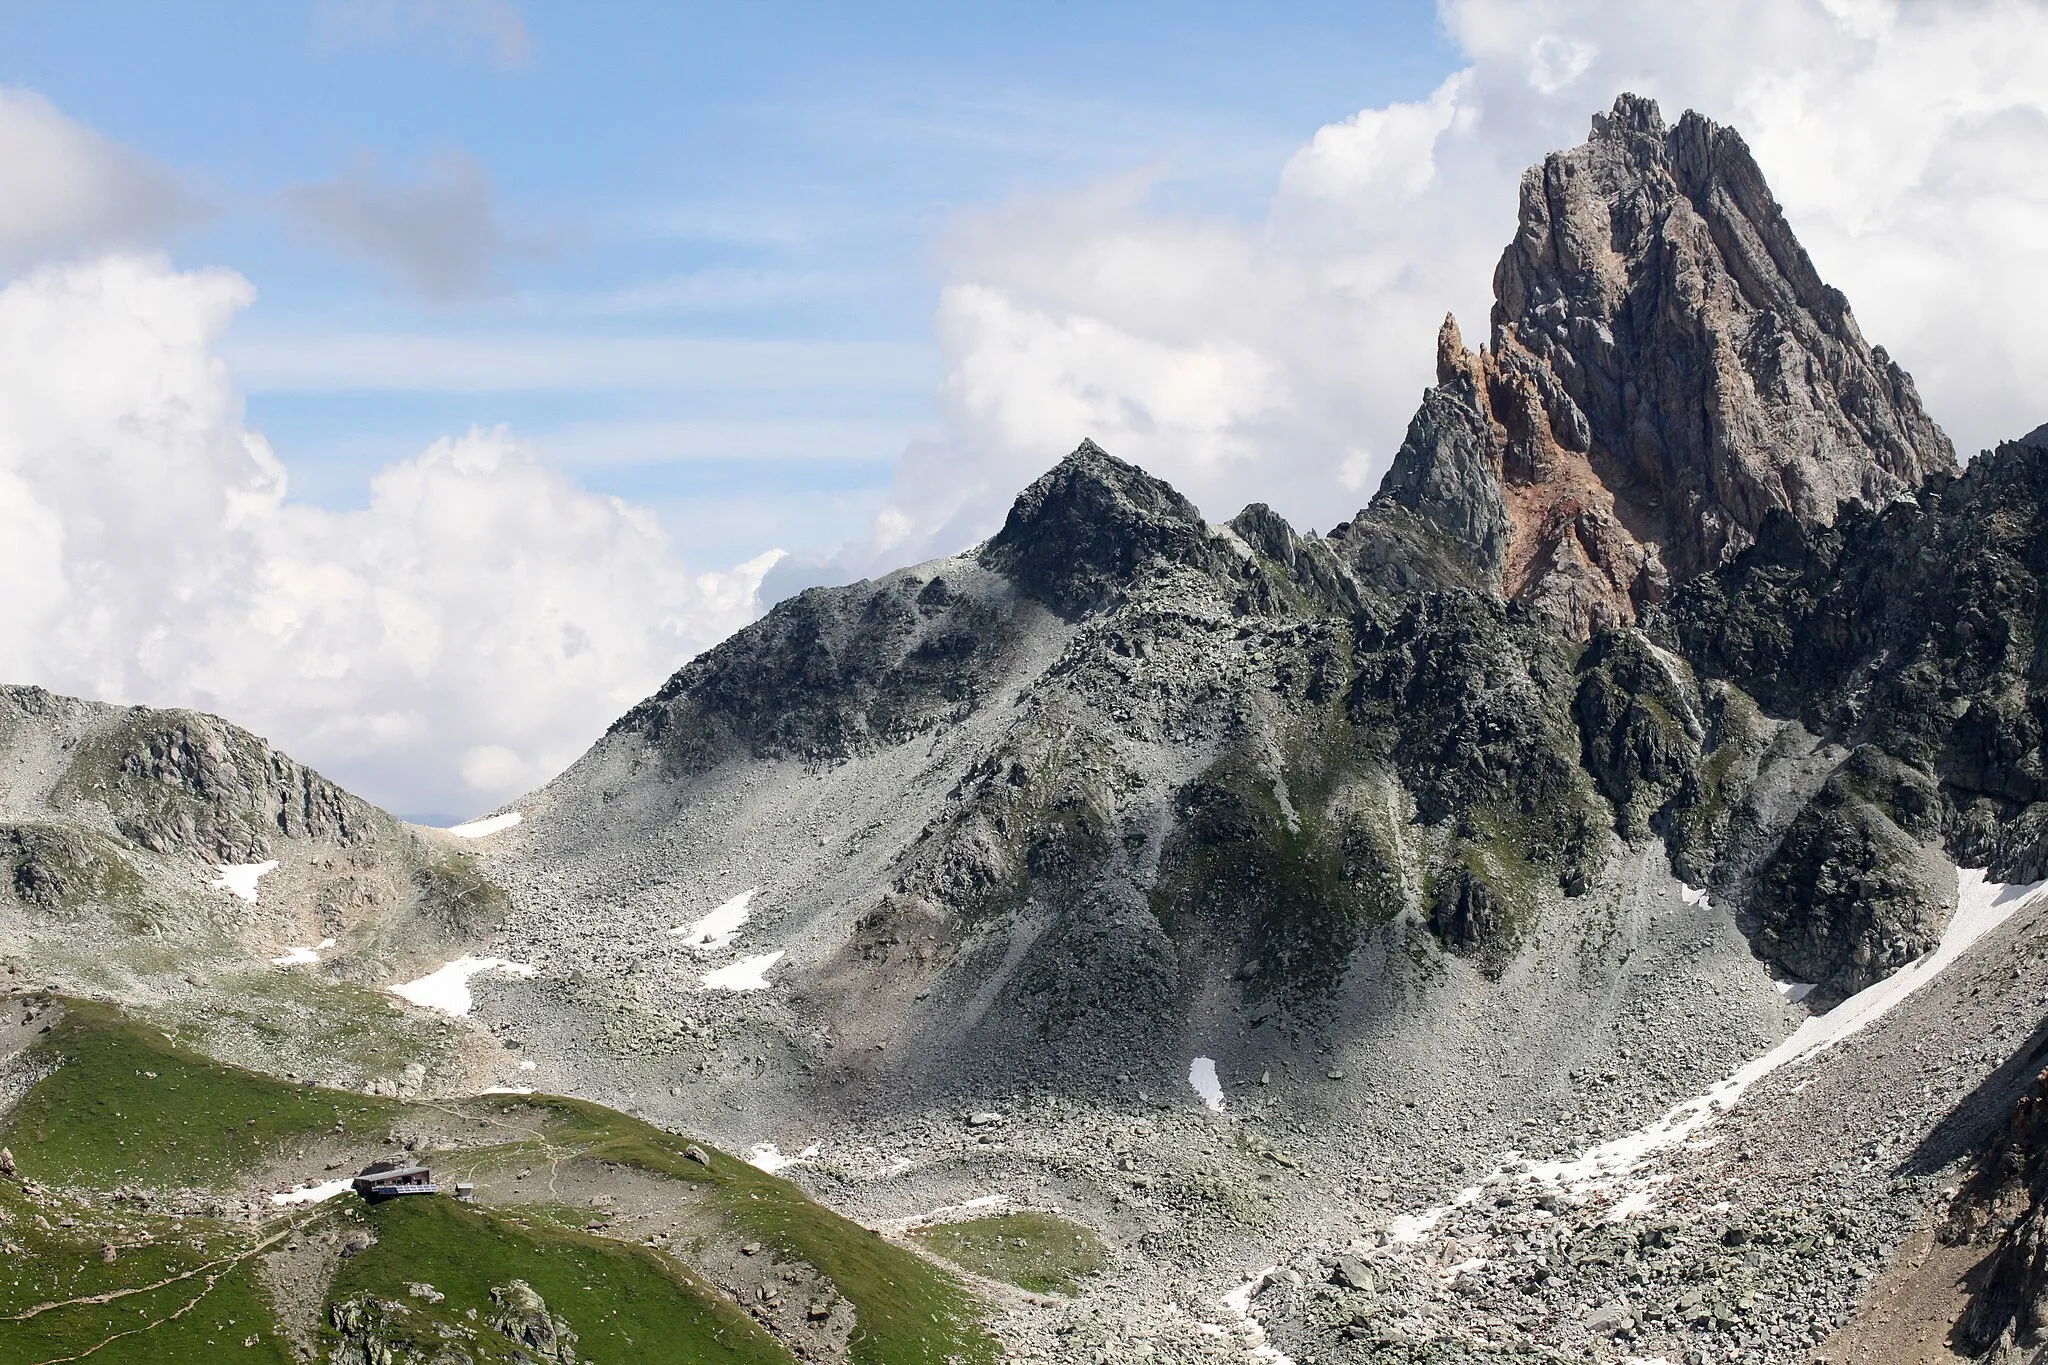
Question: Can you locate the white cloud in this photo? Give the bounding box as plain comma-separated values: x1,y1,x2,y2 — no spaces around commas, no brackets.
318,0,534,68
0,254,779,814
1279,72,1470,206
283,150,519,303
0,87,198,275
851,0,2048,572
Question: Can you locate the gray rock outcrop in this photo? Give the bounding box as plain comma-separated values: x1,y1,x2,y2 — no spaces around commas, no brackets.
1363,93,1954,637
489,1279,579,1362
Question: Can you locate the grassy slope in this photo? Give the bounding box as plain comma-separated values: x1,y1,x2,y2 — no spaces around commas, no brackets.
911,1211,1109,1296
2,1001,400,1191
329,1195,788,1364
469,1094,999,1365
0,999,999,1365
0,1182,294,1365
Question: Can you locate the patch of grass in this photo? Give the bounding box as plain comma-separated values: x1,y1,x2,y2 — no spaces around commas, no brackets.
1,999,399,1190
0,1183,295,1365
140,971,454,1088
326,1194,787,1364
470,1095,1001,1365
910,1211,1108,1295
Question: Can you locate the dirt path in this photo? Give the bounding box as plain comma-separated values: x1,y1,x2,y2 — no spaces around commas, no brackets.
8,1216,308,1321
1819,1219,1980,1363
18,1212,319,1365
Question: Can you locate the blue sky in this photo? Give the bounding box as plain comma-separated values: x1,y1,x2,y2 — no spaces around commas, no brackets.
0,0,1457,570
4,0,2038,818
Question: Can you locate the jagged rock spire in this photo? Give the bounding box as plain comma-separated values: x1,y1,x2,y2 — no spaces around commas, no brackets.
1370,93,1954,638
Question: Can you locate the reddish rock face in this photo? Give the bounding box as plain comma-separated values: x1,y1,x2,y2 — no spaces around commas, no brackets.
1369,93,1954,638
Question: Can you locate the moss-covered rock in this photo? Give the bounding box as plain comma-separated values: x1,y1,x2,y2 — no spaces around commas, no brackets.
1574,631,1705,842
1746,752,1954,996
1151,752,1404,1007
412,852,512,938
1,822,144,920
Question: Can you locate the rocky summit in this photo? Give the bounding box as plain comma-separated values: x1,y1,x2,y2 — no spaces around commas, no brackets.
4,94,2048,1365
1375,92,1954,638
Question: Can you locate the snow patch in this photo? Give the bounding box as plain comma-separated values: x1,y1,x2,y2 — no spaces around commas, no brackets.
1605,1185,1664,1222
446,811,521,839
1188,1056,1224,1112
271,937,336,968
1387,1185,1486,1243
1442,1256,1488,1282
747,1142,820,1174
701,951,782,991
271,1177,352,1206
213,860,279,903
390,957,536,1016
1680,883,1711,907
1218,1267,1295,1364
1388,868,2048,1241
1776,979,1816,1004
672,888,757,951
480,1086,535,1095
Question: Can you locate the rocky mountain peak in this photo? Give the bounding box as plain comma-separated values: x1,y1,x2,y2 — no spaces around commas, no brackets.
1368,93,1955,638
1592,89,1667,140
980,438,1224,615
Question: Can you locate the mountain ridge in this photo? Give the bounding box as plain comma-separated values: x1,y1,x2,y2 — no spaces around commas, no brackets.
3,92,2047,1365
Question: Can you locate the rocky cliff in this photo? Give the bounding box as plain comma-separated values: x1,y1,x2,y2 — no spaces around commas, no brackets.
1369,93,1954,637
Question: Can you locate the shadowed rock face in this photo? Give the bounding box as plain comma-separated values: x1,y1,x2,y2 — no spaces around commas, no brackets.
1371,93,1954,638
982,439,1234,618
1943,1064,2048,1357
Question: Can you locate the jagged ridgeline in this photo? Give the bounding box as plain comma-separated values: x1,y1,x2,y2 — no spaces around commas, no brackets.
0,686,505,943
505,93,2046,1096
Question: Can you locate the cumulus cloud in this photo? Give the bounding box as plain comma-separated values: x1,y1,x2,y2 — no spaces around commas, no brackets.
0,87,198,275
849,0,2048,575
283,150,523,302
0,254,779,814
318,0,534,67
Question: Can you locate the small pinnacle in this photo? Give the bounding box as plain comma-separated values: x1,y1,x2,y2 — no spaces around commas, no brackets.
1435,313,1470,388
